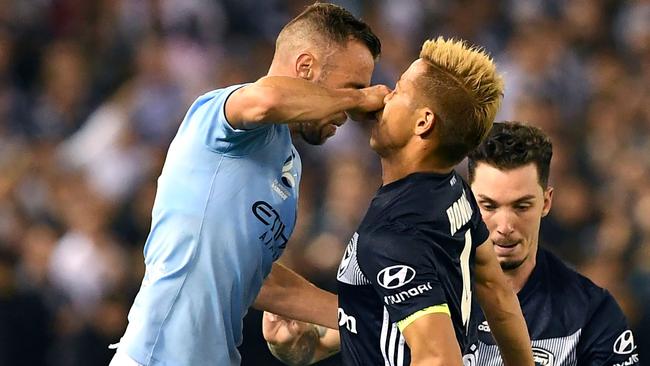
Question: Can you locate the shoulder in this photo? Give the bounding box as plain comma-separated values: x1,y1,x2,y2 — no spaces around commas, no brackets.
541,249,606,299
359,222,428,255
538,249,626,323
187,84,249,119
356,223,437,272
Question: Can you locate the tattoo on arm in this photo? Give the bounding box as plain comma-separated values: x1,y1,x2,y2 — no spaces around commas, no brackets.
267,325,323,366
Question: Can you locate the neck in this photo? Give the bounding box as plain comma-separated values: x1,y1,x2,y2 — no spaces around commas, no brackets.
380,147,452,185
503,251,537,293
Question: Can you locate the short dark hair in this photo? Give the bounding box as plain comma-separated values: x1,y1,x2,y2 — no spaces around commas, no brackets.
279,2,381,59
467,121,553,188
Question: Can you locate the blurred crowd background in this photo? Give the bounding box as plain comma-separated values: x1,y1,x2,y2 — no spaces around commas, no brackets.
0,0,648,365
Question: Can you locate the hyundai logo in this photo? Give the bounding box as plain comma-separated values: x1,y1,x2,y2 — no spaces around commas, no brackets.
377,265,416,289
614,330,636,355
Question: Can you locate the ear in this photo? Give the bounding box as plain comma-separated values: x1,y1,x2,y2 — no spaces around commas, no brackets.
295,53,315,80
541,186,553,217
414,108,435,136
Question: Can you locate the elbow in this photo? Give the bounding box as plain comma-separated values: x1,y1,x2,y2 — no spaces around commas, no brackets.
246,93,279,124
245,79,285,123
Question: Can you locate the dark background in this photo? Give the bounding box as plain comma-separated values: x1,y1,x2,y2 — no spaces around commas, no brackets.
0,0,647,365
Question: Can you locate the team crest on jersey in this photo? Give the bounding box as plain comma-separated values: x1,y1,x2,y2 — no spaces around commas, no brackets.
281,152,296,188
337,233,370,285
532,347,555,366
337,233,357,279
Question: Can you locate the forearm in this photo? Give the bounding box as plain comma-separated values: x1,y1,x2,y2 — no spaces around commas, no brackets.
410,357,444,366
236,76,362,126
476,282,532,366
254,263,338,329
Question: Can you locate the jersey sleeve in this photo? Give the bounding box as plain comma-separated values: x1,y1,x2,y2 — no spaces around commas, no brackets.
577,292,640,365
358,223,447,325
185,83,275,155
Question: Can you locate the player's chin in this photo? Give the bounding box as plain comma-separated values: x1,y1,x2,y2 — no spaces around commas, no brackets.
303,125,336,145
498,256,526,271
301,130,325,145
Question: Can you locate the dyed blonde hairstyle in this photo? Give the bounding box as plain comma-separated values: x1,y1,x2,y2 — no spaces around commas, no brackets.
417,37,504,165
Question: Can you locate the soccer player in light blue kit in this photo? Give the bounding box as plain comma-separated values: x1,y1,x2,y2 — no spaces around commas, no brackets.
109,3,389,366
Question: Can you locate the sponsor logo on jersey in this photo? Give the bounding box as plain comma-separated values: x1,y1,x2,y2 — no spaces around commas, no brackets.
252,201,288,260
612,353,640,366
271,180,289,200
614,330,636,355
478,320,491,333
338,307,358,334
384,282,433,305
377,265,416,289
532,347,555,366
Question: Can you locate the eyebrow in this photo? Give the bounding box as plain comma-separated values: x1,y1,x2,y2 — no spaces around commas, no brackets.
476,194,536,205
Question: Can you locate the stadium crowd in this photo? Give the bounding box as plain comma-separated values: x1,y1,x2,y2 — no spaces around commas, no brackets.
0,0,647,364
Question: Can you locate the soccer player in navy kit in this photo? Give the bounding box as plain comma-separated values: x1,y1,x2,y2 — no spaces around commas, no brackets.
109,3,390,366
468,121,640,366
263,38,534,366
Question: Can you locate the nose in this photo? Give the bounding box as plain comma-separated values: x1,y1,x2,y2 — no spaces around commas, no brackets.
492,209,515,237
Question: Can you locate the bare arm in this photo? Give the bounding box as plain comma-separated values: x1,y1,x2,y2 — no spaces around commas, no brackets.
263,312,341,365
225,76,388,129
253,262,338,330
474,240,534,366
401,312,463,366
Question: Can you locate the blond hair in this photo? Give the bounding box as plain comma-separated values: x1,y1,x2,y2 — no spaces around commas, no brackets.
417,37,504,165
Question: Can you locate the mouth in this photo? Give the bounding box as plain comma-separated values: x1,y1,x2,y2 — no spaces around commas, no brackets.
493,240,521,255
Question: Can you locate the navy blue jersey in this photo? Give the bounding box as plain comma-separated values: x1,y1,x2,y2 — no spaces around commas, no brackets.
475,248,640,366
336,172,489,366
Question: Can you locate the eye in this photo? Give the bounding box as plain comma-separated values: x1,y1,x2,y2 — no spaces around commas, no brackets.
480,203,496,211
514,204,531,212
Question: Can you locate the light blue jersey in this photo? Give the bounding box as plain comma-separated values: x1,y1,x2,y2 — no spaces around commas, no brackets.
118,84,302,365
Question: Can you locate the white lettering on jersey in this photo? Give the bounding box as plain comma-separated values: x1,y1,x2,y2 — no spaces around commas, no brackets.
338,308,358,334
446,190,473,235
613,354,640,366
384,282,433,305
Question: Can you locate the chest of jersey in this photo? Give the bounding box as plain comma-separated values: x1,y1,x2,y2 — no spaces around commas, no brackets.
154,124,301,264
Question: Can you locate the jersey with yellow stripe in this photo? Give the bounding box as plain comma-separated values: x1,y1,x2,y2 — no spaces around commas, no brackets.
336,172,489,366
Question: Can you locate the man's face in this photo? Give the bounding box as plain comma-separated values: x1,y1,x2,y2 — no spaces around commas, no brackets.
299,40,375,145
471,163,553,271
370,59,426,155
